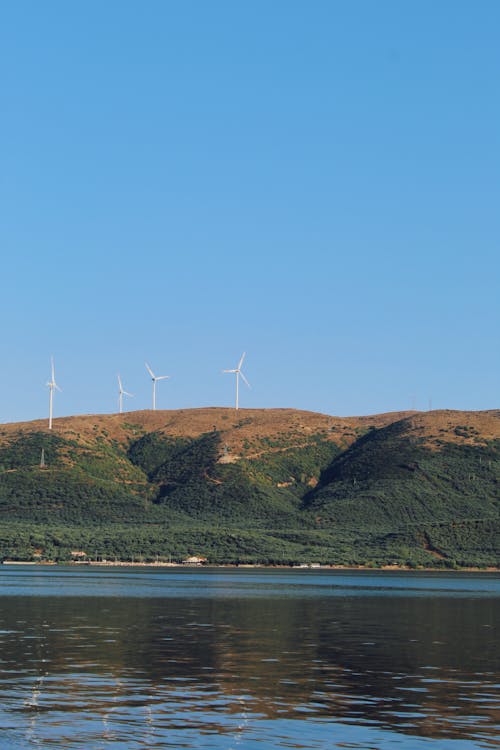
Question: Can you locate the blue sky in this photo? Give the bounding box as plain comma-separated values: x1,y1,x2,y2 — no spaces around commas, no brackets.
1,1,498,422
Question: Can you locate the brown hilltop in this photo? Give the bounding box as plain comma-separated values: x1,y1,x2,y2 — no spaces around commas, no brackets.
388,409,500,449
0,407,498,460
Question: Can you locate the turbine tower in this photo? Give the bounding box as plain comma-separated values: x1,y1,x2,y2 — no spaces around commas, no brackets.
145,362,169,411
117,374,133,414
223,352,250,410
46,356,61,430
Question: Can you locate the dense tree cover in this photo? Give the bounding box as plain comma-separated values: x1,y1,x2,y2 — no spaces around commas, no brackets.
0,425,497,567
242,440,341,496
0,520,497,568
304,425,499,528
127,432,192,479
0,432,66,470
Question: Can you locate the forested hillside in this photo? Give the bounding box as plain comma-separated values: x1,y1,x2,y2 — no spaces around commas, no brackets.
0,408,498,567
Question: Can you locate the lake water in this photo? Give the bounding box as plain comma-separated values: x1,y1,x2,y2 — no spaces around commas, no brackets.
0,567,498,749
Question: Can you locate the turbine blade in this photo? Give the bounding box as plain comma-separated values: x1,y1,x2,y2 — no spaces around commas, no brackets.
124,391,133,397
238,352,246,369
240,371,251,389
223,369,237,373
145,362,155,378
156,375,169,381
55,384,62,393
118,374,123,389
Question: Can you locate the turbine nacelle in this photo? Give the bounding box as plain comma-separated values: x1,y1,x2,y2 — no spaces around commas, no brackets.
47,356,62,391
145,362,169,382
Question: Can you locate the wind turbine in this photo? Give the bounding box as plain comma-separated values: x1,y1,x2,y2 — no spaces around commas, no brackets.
46,356,61,430
145,362,169,410
117,374,133,414
223,352,250,410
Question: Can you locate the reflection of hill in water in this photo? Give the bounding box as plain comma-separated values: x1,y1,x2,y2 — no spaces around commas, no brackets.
1,592,498,743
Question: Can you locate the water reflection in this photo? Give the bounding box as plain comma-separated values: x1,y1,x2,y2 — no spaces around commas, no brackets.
0,569,498,749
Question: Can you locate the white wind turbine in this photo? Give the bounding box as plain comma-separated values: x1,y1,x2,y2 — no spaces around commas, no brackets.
117,374,133,414
223,352,250,410
46,356,61,430
145,362,169,411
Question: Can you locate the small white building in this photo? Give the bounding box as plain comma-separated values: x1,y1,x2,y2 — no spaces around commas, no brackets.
182,556,207,565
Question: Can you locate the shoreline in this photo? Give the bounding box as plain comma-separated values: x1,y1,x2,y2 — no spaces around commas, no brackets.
2,560,499,573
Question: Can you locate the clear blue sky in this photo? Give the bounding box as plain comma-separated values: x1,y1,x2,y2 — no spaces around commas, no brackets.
1,0,498,422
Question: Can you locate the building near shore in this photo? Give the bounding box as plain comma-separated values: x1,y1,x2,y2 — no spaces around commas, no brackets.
182,556,207,565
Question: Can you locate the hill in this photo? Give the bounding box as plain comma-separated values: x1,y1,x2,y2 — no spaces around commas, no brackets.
0,407,498,567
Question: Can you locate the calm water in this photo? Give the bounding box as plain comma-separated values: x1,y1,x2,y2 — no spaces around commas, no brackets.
0,567,498,749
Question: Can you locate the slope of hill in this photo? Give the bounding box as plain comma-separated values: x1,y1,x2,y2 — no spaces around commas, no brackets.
0,408,498,567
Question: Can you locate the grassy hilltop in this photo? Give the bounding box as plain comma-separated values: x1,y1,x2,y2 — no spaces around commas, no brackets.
0,407,498,567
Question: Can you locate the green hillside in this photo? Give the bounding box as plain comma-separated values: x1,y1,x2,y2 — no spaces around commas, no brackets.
0,408,498,567
304,419,499,527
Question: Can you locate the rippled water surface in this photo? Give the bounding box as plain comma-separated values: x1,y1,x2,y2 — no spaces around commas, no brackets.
0,566,498,749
